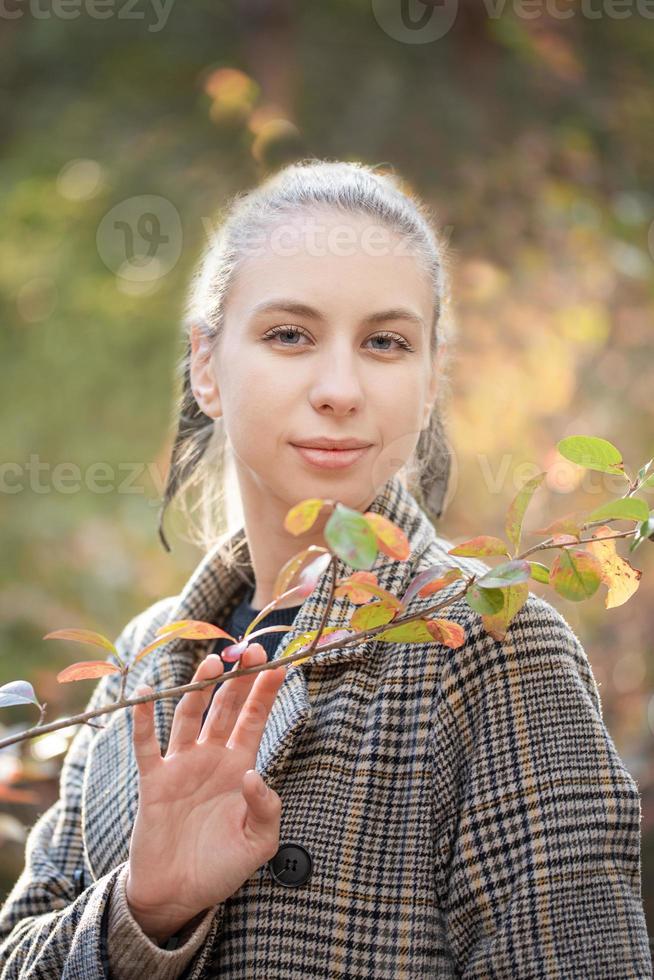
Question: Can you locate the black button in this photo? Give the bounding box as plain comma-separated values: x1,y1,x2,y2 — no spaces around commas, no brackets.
267,842,313,888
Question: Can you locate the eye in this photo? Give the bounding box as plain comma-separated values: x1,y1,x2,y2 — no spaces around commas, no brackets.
261,325,415,352
261,325,311,347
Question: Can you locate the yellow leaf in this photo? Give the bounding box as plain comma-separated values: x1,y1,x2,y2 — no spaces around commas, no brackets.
587,525,642,608
363,513,411,560
283,498,327,535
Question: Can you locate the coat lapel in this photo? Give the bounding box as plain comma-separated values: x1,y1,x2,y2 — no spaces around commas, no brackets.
83,473,440,880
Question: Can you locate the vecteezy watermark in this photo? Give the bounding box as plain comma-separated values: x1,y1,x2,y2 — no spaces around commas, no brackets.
0,0,175,31
96,200,455,287
96,195,183,283
372,0,654,43
0,455,166,506
198,213,456,261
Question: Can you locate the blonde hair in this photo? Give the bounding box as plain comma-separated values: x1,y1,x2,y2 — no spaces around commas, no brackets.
157,158,457,562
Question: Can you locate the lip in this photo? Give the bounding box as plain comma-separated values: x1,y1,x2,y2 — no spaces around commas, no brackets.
291,437,372,450
291,444,372,470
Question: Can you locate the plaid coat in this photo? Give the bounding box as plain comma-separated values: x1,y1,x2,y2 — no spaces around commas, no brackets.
0,473,651,979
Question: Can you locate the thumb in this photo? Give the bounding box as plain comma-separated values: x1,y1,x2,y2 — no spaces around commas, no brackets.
242,769,280,836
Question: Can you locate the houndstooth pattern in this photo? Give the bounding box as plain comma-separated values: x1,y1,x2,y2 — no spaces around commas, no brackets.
0,473,651,978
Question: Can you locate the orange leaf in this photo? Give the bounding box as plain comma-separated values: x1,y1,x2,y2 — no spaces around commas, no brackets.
416,567,463,596
363,513,410,560
426,619,466,649
135,624,222,664
333,571,379,604
334,572,403,609
156,620,234,641
587,525,642,608
57,661,121,683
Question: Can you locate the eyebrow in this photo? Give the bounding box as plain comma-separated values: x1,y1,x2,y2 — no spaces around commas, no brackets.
250,298,425,330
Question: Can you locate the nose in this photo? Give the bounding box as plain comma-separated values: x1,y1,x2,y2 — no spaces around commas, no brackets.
307,345,366,416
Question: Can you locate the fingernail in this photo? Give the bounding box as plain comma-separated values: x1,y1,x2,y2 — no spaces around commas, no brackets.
256,773,268,797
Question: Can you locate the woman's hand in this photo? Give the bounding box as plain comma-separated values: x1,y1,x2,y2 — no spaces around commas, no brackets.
124,644,287,942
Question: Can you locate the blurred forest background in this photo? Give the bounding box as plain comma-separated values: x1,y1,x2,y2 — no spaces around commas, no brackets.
0,0,653,937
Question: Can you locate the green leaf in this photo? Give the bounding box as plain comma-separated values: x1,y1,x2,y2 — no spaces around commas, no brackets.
629,514,654,552
475,559,532,589
376,619,436,643
641,473,654,490
0,680,40,709
481,583,530,642
350,600,397,630
556,436,626,476
587,498,649,524
465,584,505,615
505,472,546,554
324,503,379,570
550,549,602,601
528,561,550,584
637,458,653,485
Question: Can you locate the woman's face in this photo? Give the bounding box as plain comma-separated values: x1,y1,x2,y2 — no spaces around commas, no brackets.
191,208,439,516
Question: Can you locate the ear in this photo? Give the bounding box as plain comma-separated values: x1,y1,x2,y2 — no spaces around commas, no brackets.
189,322,222,418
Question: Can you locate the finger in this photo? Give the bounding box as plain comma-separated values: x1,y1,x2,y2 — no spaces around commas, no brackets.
166,653,225,754
242,769,281,849
226,663,287,759
198,643,268,747
131,684,163,780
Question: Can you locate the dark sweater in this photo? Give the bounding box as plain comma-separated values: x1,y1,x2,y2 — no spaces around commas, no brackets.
200,586,303,730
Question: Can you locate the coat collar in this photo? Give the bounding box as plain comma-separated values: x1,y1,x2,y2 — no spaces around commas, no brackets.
154,471,441,775
83,473,440,879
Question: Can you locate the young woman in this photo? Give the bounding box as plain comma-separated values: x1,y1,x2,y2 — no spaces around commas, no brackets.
0,160,650,979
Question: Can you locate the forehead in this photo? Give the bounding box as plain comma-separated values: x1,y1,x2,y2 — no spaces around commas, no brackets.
224,210,434,321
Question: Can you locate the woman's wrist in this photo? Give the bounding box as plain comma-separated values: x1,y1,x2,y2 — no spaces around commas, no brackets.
124,872,209,945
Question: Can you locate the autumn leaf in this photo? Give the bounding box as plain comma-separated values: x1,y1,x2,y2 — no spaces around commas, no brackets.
363,512,411,560
43,628,122,665
134,624,213,665
529,512,584,537
426,619,466,649
376,619,436,643
156,620,235,641
401,565,462,606
475,559,532,589
272,545,329,597
335,573,403,609
550,549,602,602
350,599,398,630
284,498,327,535
57,661,122,683
587,525,642,608
324,503,379,569
528,561,550,584
278,627,352,666
334,570,379,604
448,535,509,558
481,582,530,642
